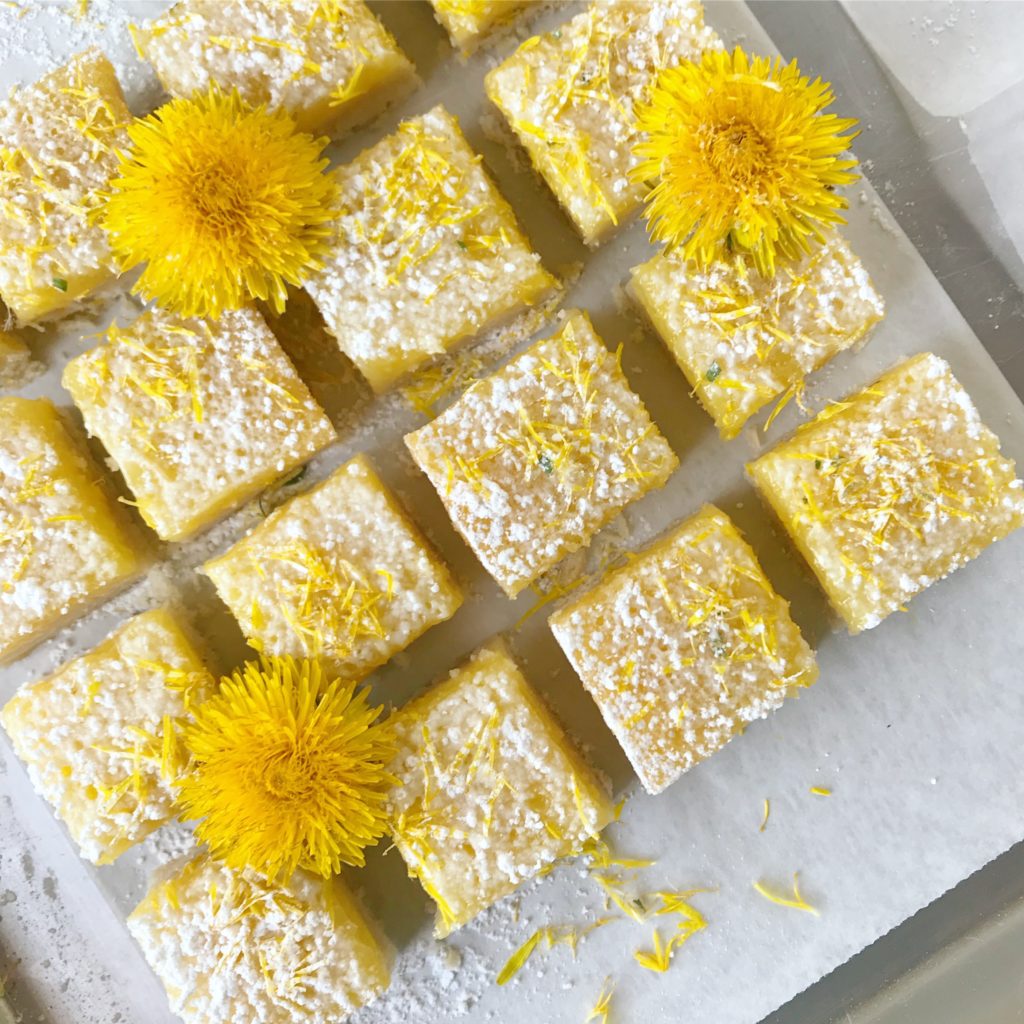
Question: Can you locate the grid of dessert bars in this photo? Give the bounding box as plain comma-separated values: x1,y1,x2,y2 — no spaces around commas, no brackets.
2,2,1023,1023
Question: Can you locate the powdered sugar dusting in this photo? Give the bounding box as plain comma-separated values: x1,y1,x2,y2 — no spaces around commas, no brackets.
62,305,337,542
551,505,817,795
405,310,677,596
751,352,1024,632
630,233,886,438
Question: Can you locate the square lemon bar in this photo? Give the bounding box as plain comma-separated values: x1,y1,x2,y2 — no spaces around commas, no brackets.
405,310,678,597
749,353,1024,633
485,0,720,246
630,236,886,439
550,505,817,795
0,397,142,664
429,0,531,54
0,51,130,324
62,306,336,543
133,0,417,137
387,639,613,936
0,330,32,389
304,105,557,393
129,854,390,1024
1,608,213,864
204,454,463,681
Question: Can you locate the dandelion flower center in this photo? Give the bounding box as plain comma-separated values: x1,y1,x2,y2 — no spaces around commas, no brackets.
177,656,394,881
101,86,337,319
633,47,860,275
703,122,768,179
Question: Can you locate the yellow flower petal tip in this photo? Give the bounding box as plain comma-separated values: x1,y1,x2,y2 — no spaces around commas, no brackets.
176,655,395,882
633,47,860,277
101,86,337,319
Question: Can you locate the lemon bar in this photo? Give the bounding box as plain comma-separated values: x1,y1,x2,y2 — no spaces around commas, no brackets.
429,0,531,54
485,1,719,246
133,0,417,137
550,505,817,795
0,330,32,389
0,51,130,324
62,306,336,543
129,854,389,1024
0,609,213,864
304,105,557,393
0,397,142,664
204,454,463,681
749,353,1024,633
387,639,613,936
630,236,886,439
405,310,677,597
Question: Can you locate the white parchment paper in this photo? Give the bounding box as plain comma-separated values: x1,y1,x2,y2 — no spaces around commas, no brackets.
2,4,1023,1024
840,0,1024,119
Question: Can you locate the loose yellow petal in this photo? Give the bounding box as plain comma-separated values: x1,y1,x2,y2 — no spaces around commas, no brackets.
586,976,615,1023
497,928,544,986
752,873,820,915
634,928,673,973
810,786,832,796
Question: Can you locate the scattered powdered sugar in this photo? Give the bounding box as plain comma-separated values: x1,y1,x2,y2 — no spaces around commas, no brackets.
0,0,164,112
351,934,492,1024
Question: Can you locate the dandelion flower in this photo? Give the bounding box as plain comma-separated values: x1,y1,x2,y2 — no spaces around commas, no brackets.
177,656,394,881
101,86,337,319
633,48,860,276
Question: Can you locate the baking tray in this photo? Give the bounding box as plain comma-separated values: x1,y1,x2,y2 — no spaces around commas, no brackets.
2,3,1023,1023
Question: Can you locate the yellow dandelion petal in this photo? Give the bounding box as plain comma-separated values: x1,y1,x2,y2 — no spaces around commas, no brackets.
752,872,820,916
101,86,337,319
633,47,860,276
177,656,395,882
586,976,615,1023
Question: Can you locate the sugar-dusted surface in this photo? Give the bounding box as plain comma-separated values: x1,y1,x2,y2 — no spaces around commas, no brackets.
406,309,677,596
0,50,130,324
133,0,417,136
4,5,1024,1024
551,505,818,795
0,397,141,664
749,352,1024,633
428,0,532,53
1,608,212,865
630,235,886,439
485,0,721,245
204,454,463,682
128,854,390,1024
386,639,613,937
0,330,33,390
62,306,336,543
304,105,557,393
